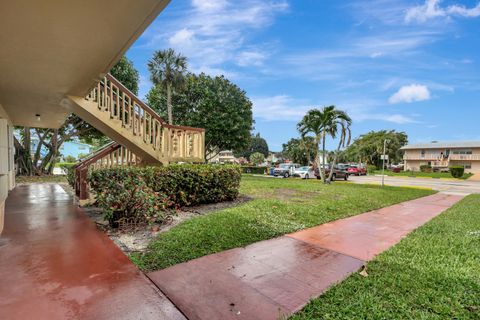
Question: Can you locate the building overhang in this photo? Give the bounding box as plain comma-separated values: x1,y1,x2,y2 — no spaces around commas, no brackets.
0,0,170,128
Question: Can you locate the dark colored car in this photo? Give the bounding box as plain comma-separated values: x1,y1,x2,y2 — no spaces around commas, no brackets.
314,165,349,181
347,165,367,176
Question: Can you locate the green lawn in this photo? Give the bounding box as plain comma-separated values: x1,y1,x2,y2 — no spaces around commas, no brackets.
372,170,472,179
132,175,435,271
291,194,480,320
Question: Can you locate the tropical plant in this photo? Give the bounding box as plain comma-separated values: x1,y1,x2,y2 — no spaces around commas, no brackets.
235,133,269,158
249,152,265,165
325,110,352,182
147,73,253,161
281,136,316,165
297,106,351,183
343,130,408,167
148,48,188,125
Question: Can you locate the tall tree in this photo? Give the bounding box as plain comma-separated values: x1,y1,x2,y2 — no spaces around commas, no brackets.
297,106,351,183
281,136,316,165
147,73,253,161
235,133,269,158
110,56,140,95
148,48,187,125
326,110,352,182
343,130,408,168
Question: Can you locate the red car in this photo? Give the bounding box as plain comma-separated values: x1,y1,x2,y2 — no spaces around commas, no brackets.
347,165,367,176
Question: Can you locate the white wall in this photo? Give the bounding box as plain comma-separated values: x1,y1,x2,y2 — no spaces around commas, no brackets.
0,104,14,233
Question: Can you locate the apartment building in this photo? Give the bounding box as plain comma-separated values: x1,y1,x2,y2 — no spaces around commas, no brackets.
401,141,480,173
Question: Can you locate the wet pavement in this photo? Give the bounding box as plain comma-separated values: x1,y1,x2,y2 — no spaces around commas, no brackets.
0,184,185,320
149,193,463,320
349,175,480,195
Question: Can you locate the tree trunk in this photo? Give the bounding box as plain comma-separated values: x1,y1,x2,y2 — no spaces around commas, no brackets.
327,135,344,182
47,129,59,175
166,82,173,125
321,132,327,183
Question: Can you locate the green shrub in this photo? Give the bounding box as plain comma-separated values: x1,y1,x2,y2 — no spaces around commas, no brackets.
57,162,76,187
241,166,267,174
367,165,377,175
89,165,242,227
449,166,465,178
420,164,432,173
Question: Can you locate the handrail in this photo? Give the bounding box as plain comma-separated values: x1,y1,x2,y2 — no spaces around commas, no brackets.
85,74,205,161
74,142,140,201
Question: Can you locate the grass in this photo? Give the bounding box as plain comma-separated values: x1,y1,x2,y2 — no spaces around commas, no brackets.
131,175,435,271
16,175,67,184
372,170,472,179
291,194,480,320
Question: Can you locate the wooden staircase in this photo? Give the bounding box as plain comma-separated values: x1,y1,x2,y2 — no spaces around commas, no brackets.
65,74,205,165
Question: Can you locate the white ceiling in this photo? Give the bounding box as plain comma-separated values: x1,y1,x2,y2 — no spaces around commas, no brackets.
0,0,170,128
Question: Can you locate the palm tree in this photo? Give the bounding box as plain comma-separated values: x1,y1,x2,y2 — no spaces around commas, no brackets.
147,48,188,125
325,110,352,182
297,106,335,183
297,106,351,183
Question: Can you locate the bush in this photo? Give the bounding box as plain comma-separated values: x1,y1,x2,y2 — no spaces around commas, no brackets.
449,166,465,178
57,162,76,187
249,152,265,165
89,165,242,227
367,165,377,175
241,166,267,174
420,164,432,173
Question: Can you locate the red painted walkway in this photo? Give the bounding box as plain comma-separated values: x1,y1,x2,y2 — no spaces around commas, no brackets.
148,193,464,320
0,184,185,320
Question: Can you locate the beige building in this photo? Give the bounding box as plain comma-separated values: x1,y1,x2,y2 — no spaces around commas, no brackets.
401,141,480,173
0,0,206,232
209,150,237,164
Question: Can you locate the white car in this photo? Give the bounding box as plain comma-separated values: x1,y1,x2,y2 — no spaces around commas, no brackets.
294,166,315,179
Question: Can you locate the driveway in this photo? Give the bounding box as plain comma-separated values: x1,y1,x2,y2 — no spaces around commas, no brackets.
349,175,480,195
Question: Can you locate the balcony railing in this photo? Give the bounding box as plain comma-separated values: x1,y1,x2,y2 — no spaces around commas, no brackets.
74,142,139,201
449,154,480,161
403,154,446,160
86,74,205,162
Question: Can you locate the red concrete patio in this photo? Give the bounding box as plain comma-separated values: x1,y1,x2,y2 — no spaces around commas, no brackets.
148,192,463,320
0,184,185,320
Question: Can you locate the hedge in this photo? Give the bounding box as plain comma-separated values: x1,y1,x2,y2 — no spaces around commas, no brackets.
420,164,432,173
449,166,465,178
57,162,76,187
241,166,267,174
88,164,242,227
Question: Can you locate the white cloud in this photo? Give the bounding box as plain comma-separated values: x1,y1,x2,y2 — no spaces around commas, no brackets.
389,84,431,104
191,0,228,12
237,50,268,67
252,95,418,124
405,0,480,23
143,0,288,77
251,95,310,121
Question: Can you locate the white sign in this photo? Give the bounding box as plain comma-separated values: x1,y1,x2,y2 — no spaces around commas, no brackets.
381,155,389,160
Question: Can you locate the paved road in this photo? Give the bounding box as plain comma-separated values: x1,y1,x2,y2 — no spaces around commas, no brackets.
349,175,480,195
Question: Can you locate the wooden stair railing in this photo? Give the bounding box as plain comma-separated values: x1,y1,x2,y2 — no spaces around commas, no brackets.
74,142,139,201
85,74,205,163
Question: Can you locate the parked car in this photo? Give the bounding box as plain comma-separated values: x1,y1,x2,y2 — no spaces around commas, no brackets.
294,166,315,179
347,164,367,176
314,165,349,181
273,163,300,178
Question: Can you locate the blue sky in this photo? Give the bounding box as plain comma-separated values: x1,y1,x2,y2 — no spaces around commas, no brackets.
127,0,480,151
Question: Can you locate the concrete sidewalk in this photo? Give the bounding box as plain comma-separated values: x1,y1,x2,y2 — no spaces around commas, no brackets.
0,184,185,320
148,193,464,320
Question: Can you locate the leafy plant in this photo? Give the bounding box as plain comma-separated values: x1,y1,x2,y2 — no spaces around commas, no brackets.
88,165,242,227
420,164,432,173
449,166,465,178
249,152,265,165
